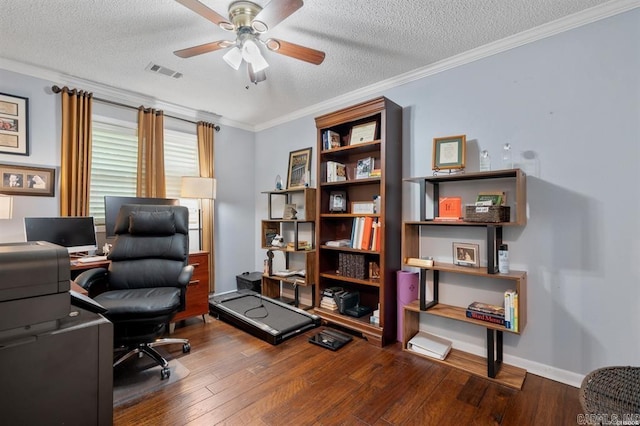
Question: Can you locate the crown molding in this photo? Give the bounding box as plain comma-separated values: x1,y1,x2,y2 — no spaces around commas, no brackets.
254,0,640,131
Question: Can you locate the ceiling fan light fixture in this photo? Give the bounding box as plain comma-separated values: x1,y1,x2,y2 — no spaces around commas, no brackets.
242,39,269,72
265,38,280,51
251,20,268,33
223,47,243,70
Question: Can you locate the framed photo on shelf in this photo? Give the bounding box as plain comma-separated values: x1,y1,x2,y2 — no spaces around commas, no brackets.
0,163,55,196
432,135,466,171
329,191,347,212
0,93,29,156
452,242,480,267
286,147,312,190
349,121,377,145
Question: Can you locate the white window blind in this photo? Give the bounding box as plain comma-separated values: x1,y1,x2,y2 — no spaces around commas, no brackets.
164,129,200,228
89,121,138,224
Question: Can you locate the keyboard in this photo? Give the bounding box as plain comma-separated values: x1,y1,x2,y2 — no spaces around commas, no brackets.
76,255,108,263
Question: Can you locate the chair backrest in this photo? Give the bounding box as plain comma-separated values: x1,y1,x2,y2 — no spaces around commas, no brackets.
107,204,190,290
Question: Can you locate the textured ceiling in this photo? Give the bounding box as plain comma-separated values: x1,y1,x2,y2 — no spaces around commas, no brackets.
0,0,626,129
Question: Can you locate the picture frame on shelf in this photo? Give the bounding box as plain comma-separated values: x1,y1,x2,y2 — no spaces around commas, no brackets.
286,147,312,189
329,191,347,212
349,121,377,145
452,242,480,267
0,163,55,196
0,92,29,156
432,135,466,171
351,201,375,215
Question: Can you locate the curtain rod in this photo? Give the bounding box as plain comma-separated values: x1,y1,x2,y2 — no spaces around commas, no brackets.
51,85,220,132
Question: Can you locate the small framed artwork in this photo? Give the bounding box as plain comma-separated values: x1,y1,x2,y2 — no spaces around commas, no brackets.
432,135,466,171
0,93,29,156
0,164,55,196
351,201,375,214
286,147,312,190
349,121,377,146
453,242,480,267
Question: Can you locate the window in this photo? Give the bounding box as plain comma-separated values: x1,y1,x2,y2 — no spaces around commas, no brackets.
89,120,138,224
89,119,200,227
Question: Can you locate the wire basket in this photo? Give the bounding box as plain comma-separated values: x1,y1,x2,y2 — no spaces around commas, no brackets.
464,205,510,223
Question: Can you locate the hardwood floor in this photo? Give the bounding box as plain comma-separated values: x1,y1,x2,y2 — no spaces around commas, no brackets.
114,316,583,425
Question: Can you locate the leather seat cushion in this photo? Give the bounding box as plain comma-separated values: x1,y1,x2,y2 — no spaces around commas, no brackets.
94,287,181,319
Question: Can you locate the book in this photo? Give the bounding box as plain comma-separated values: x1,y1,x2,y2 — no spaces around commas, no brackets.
466,310,505,326
326,161,347,182
327,130,341,149
467,301,505,316
360,216,374,250
436,197,462,220
407,331,452,360
355,157,373,179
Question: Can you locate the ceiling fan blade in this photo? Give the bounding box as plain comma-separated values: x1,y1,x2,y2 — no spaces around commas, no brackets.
265,38,325,65
175,0,234,31
251,0,303,33
174,40,234,58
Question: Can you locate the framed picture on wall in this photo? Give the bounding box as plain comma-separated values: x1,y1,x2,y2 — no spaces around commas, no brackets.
286,147,312,190
0,164,55,196
0,93,29,156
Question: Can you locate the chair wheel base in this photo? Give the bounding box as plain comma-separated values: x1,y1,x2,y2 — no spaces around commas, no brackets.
161,367,171,380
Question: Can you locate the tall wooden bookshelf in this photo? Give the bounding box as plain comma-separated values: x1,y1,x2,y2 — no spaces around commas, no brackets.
314,96,402,346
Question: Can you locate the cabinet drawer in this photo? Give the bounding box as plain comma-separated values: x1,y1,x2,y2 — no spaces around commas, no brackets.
174,251,209,321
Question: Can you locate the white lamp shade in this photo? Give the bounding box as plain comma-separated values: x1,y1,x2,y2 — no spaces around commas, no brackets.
181,177,216,200
0,194,13,219
242,40,269,72
223,47,243,70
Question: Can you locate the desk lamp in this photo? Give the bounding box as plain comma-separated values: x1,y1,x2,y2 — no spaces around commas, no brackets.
180,177,216,250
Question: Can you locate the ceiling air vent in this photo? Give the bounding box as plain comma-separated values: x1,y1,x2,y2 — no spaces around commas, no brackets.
145,63,183,79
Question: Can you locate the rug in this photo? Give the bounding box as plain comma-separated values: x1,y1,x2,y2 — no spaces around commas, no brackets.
113,351,190,407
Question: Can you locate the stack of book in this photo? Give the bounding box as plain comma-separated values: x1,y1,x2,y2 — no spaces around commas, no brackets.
465,301,505,326
320,295,339,311
504,290,518,331
350,216,381,251
326,161,347,182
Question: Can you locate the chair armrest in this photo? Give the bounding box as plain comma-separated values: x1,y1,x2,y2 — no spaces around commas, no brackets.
74,268,108,296
178,265,195,287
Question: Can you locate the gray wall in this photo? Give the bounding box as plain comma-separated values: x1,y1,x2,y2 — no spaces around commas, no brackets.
252,9,639,385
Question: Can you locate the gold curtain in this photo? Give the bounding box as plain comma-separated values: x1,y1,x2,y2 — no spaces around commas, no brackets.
59,87,93,216
197,121,215,292
137,107,166,197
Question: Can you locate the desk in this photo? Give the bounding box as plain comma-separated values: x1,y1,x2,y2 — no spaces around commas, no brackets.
69,252,210,322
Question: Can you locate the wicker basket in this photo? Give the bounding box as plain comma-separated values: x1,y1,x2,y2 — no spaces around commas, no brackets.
465,205,510,223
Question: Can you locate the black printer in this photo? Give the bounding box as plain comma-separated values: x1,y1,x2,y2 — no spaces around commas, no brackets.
0,241,71,334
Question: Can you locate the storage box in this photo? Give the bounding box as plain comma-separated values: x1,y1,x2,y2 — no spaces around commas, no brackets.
464,205,510,223
236,271,263,292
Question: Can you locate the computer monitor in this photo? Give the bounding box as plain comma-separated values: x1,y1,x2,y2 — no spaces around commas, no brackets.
24,216,98,254
104,196,179,238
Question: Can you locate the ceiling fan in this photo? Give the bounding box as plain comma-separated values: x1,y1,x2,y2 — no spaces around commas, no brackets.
174,0,325,84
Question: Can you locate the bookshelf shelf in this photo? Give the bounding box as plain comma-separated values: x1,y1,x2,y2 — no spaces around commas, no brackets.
401,168,528,384
315,96,403,346
261,187,316,309
403,301,527,389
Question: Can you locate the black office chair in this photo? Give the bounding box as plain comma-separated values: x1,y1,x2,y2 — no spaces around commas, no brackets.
75,204,194,379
